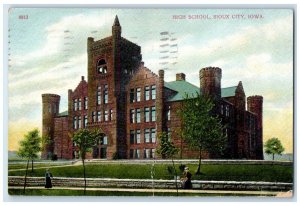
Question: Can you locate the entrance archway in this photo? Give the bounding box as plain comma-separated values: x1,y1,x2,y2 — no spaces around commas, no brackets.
92,134,108,159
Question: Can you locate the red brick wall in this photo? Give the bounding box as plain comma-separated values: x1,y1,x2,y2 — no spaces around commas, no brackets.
68,77,88,159
126,66,158,159
53,116,72,159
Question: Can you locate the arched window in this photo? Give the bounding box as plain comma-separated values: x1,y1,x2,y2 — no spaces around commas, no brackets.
97,59,107,74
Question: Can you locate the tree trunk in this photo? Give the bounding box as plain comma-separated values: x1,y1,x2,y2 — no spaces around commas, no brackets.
82,159,86,195
23,160,29,194
31,159,33,172
171,158,178,196
196,148,202,175
272,153,274,161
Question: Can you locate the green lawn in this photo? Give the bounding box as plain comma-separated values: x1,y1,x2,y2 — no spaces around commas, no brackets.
8,163,293,182
8,163,72,170
8,189,273,196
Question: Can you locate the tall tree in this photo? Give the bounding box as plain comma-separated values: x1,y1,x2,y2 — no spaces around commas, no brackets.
178,93,226,175
72,128,103,195
17,128,42,193
264,137,285,160
156,132,180,196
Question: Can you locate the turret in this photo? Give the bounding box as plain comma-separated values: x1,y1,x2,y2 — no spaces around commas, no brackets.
199,67,222,99
41,93,60,159
112,15,121,39
247,95,263,159
247,95,263,128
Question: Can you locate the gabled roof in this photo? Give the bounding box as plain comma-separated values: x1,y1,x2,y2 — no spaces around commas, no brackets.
165,81,200,102
57,110,68,117
221,86,237,98
165,81,238,102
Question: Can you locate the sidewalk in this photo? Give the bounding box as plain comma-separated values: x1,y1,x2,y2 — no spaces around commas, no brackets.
8,186,280,196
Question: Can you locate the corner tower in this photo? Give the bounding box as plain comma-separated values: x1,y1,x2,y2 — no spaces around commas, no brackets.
86,15,142,159
199,67,222,99
41,93,60,159
247,95,263,159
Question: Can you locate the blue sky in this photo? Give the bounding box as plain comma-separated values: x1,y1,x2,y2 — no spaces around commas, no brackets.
8,8,293,152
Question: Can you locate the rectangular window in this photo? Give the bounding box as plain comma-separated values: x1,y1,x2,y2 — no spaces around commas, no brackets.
78,116,81,128
92,112,96,123
97,111,101,122
151,85,156,100
144,107,150,122
74,99,77,111
130,149,134,159
146,149,150,159
104,84,108,104
97,86,101,105
145,86,150,101
167,106,171,121
102,136,108,145
73,116,77,129
84,115,88,128
78,98,81,110
136,130,141,144
130,130,135,144
110,109,113,121
151,128,156,143
130,109,135,123
226,105,230,117
151,106,156,122
144,129,150,143
136,149,140,159
84,97,88,110
151,149,156,158
130,89,135,103
136,108,141,123
136,88,141,102
220,105,224,115
167,127,171,141
104,110,109,121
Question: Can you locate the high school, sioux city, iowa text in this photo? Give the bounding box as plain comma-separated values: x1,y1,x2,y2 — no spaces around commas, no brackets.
172,14,264,20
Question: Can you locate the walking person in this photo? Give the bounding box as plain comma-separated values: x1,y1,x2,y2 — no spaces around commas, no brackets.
45,169,53,189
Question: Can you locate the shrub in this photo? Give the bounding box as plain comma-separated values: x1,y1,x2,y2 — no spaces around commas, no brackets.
179,164,186,172
112,152,120,160
167,165,175,175
51,154,58,161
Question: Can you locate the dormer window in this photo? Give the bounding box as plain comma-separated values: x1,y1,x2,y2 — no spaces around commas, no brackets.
97,59,107,74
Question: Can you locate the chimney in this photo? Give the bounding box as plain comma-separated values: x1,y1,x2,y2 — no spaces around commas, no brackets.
176,73,186,81
81,76,84,81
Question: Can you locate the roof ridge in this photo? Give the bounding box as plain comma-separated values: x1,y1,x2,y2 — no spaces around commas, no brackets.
223,85,237,89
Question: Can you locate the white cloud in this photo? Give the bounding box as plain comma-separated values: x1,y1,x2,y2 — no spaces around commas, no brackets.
9,53,86,108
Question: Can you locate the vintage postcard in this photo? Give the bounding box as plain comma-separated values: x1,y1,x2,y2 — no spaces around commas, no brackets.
6,7,294,198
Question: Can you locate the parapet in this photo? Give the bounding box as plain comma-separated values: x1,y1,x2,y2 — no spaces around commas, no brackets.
42,94,61,103
199,67,222,78
247,95,263,101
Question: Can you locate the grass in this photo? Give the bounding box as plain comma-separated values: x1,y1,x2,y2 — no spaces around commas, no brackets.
8,163,72,170
8,163,293,182
8,189,273,196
